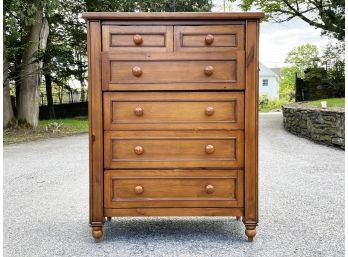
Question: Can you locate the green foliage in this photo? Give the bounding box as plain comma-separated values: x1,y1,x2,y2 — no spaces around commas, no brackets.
321,41,345,85
285,44,320,77
304,67,327,81
85,0,212,12
230,0,345,41
279,42,345,102
278,44,320,101
259,95,287,112
279,66,298,101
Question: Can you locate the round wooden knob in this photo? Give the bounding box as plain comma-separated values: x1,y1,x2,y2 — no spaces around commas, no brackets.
132,66,142,77
133,34,143,45
135,185,144,194
134,146,144,155
134,107,144,116
205,34,214,45
204,65,214,76
205,184,214,194
205,144,214,154
205,106,214,116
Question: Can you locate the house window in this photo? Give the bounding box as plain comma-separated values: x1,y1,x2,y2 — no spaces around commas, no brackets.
262,79,269,87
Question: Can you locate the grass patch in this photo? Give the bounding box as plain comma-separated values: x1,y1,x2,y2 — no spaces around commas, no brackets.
302,97,345,108
4,116,88,145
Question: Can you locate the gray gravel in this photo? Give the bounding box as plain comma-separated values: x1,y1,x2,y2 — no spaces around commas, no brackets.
4,113,345,257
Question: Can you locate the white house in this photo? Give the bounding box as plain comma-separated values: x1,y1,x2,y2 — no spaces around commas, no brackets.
259,63,280,100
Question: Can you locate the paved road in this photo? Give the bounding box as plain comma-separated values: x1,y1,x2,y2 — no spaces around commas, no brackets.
4,113,345,257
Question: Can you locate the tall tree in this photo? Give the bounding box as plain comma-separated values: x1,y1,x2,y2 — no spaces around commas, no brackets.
3,56,15,128
4,0,24,116
232,0,345,40
285,44,320,77
279,44,320,100
17,6,49,126
4,0,58,126
321,41,344,80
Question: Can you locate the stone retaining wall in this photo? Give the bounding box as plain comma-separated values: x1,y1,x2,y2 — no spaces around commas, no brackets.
282,104,345,149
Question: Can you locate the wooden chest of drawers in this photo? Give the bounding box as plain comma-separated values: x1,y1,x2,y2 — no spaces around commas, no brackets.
83,12,263,242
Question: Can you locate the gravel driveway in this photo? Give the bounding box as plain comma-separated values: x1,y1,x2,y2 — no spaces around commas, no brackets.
4,113,345,257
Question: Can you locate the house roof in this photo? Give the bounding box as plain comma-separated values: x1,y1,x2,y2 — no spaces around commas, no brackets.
259,63,280,81
270,68,281,77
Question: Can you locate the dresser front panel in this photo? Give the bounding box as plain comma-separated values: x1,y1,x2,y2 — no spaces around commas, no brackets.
101,54,245,90
103,92,244,130
104,170,244,208
104,130,244,169
174,25,244,52
102,25,173,52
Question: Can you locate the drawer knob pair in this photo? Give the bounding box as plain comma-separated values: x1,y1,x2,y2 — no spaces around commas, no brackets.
133,65,213,77
134,145,213,154
135,185,144,194
133,34,143,45
205,34,214,45
135,106,212,116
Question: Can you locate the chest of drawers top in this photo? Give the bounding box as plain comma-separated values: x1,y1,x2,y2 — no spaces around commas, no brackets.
83,12,263,91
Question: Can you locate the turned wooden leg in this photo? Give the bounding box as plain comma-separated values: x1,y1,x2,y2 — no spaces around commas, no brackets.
92,226,103,242
236,216,241,221
244,224,257,242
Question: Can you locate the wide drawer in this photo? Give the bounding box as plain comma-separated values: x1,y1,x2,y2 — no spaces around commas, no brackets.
104,130,244,169
103,92,244,130
174,25,245,52
102,25,173,52
104,170,244,208
101,52,245,90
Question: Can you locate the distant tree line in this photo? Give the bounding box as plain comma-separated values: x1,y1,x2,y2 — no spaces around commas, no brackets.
279,42,345,101
3,0,213,128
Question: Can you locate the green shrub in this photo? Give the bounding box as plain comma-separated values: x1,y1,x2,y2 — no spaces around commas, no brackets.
259,95,288,112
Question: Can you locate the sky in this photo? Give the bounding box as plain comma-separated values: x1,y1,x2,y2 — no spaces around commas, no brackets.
212,0,333,68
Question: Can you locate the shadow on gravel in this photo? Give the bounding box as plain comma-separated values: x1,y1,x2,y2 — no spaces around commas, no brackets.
102,217,246,243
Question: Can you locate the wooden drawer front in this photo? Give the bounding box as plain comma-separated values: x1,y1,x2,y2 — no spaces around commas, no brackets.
104,170,244,208
102,52,245,90
174,25,244,52
102,25,173,52
103,92,244,130
104,131,244,169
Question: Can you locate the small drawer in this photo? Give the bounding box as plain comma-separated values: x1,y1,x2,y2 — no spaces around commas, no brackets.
104,130,244,169
103,92,244,130
104,170,244,208
102,25,173,52
101,52,245,90
174,25,244,52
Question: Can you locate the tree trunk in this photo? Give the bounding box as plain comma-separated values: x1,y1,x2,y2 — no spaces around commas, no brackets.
44,74,55,119
80,79,86,102
17,10,49,127
58,85,63,104
3,56,15,128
